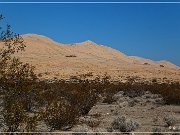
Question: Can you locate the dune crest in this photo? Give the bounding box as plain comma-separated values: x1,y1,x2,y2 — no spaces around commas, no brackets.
2,33,179,81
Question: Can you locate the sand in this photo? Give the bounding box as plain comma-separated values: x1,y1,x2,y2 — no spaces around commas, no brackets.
1,34,180,81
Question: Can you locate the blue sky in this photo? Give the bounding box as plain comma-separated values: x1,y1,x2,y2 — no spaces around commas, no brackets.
0,2,180,66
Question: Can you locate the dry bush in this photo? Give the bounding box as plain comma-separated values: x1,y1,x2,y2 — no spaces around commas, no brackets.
25,114,39,132
0,14,38,131
80,117,101,129
122,82,146,98
142,82,180,105
151,127,164,135
72,126,92,135
164,115,178,127
120,81,180,105
65,55,77,57
42,99,78,130
26,75,179,132
111,116,139,132
3,101,27,132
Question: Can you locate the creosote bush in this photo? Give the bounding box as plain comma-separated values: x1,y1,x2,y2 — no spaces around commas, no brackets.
72,126,92,135
164,115,177,127
42,99,78,130
0,14,38,132
151,127,164,135
111,116,139,132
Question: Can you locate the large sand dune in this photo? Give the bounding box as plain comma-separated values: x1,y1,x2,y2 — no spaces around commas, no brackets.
4,34,180,81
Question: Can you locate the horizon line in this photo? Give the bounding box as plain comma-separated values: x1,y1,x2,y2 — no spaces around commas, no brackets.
0,1,180,4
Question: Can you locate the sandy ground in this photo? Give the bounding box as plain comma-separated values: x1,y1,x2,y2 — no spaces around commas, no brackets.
72,91,180,135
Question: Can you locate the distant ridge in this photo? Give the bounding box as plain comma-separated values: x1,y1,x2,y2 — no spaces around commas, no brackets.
2,33,179,81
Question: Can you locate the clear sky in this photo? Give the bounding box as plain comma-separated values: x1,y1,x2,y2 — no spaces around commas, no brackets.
0,2,180,66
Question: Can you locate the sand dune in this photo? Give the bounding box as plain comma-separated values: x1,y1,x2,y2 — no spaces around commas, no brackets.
2,34,180,81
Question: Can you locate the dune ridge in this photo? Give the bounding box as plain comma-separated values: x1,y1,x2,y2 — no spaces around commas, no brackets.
4,33,179,81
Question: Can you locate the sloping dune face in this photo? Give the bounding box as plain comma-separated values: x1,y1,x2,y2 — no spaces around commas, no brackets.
1,34,179,81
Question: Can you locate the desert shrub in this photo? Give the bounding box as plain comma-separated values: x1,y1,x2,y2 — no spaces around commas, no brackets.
0,14,38,131
25,114,39,132
147,82,180,105
106,127,113,132
72,126,92,135
44,72,50,75
164,115,177,127
42,99,78,130
111,116,139,132
83,117,101,128
160,65,164,67
33,75,180,131
35,78,101,116
151,127,164,135
123,82,145,98
2,101,27,132
66,79,101,115
102,93,116,104
102,80,120,104
128,100,136,107
90,113,102,119
79,72,93,79
65,55,77,57
121,81,180,105
93,128,105,135
144,63,150,65
37,73,43,77
112,91,124,101
152,78,157,83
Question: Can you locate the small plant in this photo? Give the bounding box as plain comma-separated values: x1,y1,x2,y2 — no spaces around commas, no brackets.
164,115,177,127
90,113,102,118
144,63,150,65
151,127,164,135
128,100,136,107
160,65,164,67
38,73,43,77
85,118,101,128
44,72,50,75
65,55,77,57
111,116,139,132
72,126,92,135
152,78,157,83
106,127,113,132
93,128,105,135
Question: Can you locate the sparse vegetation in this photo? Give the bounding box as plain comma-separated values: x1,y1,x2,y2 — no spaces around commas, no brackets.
164,115,178,127
160,65,165,67
72,126,92,135
144,62,150,65
0,14,180,132
111,116,139,132
151,127,164,135
65,55,77,57
83,117,101,128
